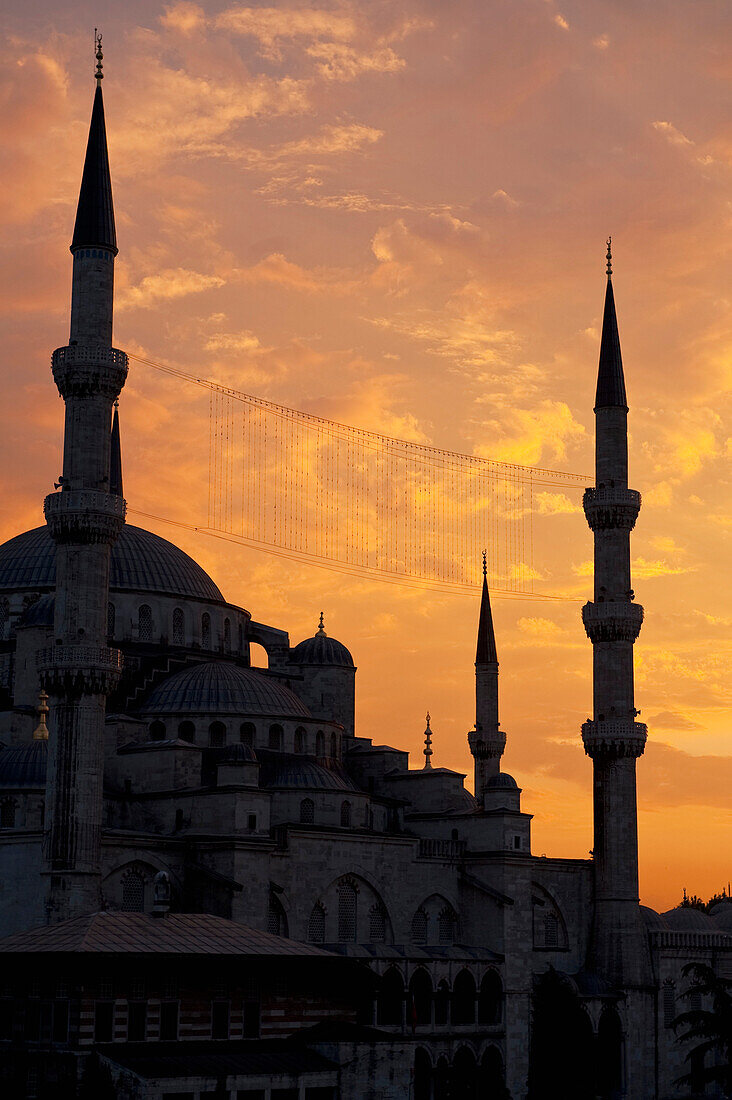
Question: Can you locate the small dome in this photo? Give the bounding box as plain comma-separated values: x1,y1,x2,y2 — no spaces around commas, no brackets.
640,906,669,930
0,525,224,603
18,594,54,628
708,900,732,931
260,754,358,791
485,772,519,790
142,661,311,719
661,906,715,930
0,740,48,788
290,616,354,668
209,742,257,765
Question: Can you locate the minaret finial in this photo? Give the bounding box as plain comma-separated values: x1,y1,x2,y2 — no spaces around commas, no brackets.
33,689,49,741
423,712,433,769
482,548,487,578
95,29,104,83
317,611,325,634
606,236,612,278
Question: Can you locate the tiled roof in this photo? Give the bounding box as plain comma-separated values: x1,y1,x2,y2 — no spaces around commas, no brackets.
141,661,310,719
98,1040,338,1079
0,912,334,957
0,525,224,603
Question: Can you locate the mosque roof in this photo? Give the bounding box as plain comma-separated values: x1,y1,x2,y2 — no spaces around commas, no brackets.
708,901,732,931
290,616,354,668
0,740,48,788
640,906,668,930
141,661,310,719
661,906,716,930
485,772,519,790
259,753,359,791
0,525,224,604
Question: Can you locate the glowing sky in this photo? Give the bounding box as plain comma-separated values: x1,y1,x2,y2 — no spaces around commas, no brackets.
0,1,730,911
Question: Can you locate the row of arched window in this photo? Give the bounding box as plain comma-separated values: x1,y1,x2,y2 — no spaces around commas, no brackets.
415,1044,504,1100
109,603,240,652
147,720,339,756
303,884,458,947
299,799,352,827
377,967,503,1029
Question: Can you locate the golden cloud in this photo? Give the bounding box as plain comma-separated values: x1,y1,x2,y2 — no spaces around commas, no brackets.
117,268,226,311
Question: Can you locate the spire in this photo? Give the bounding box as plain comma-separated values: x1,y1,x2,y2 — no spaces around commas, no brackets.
110,401,123,497
595,237,627,410
317,611,326,635
33,690,49,741
423,712,433,769
71,31,117,255
476,552,498,664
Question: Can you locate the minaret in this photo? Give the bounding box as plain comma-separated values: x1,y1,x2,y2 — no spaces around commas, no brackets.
468,552,506,800
581,240,650,986
38,34,127,921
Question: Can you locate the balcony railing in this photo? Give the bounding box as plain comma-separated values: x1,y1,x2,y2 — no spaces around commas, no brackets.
418,838,466,861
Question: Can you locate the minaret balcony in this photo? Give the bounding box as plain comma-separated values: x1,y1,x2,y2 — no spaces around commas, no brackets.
583,487,641,531
44,490,126,545
581,719,647,759
37,644,123,697
582,601,643,643
468,728,506,759
51,344,128,399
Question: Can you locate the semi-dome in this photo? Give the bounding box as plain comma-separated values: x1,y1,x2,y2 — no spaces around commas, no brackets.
290,615,354,668
0,740,48,788
640,906,669,930
142,661,310,719
485,772,519,790
17,594,55,628
0,525,224,604
259,754,358,791
661,906,715,930
209,742,258,765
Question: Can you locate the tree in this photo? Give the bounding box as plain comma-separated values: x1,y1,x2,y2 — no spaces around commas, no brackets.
673,962,732,1097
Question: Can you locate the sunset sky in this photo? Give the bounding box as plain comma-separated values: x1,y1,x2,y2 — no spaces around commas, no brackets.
0,0,730,911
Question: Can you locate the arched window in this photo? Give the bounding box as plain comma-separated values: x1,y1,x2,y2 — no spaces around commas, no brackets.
338,879,358,942
377,968,403,1026
138,604,153,641
414,1048,432,1100
478,969,503,1026
268,724,283,751
223,618,231,652
411,908,428,944
452,969,476,1025
315,730,325,756
597,1006,623,1100
178,721,195,743
409,969,432,1028
434,980,450,1027
662,979,676,1028
369,904,387,943
438,906,456,946
300,798,315,824
201,612,211,649
453,1047,478,1099
329,731,338,758
294,727,306,753
340,800,352,827
267,893,288,938
544,912,559,947
149,721,165,741
480,1047,505,1092
308,903,326,943
434,1057,451,1099
0,799,16,829
240,723,255,747
107,602,115,637
209,721,226,747
172,607,184,645
121,870,145,912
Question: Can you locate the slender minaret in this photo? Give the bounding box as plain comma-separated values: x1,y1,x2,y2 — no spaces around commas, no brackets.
38,34,127,921
581,240,650,986
468,552,506,800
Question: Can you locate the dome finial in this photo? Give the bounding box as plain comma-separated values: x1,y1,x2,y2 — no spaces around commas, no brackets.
606,236,612,278
94,29,104,83
33,689,49,741
482,548,487,578
423,711,433,769
317,611,326,635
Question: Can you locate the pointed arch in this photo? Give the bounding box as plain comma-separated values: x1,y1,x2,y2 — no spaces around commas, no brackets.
435,979,450,1027
338,878,358,942
138,604,153,641
340,800,352,827
409,968,432,1028
414,1047,432,1100
121,869,145,912
480,1046,504,1092
377,967,403,1026
267,891,288,937
411,907,428,944
478,968,503,1025
308,902,326,943
299,798,315,825
452,969,476,1025
453,1046,478,1099
201,611,211,648
172,607,184,645
369,903,387,943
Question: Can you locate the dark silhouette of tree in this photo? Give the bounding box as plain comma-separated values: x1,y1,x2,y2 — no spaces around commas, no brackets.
673,962,731,1097
677,886,730,913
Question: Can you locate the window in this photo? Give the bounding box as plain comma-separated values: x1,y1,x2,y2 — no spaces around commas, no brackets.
178,720,195,743
340,800,352,827
240,723,255,747
300,798,315,824
514,835,521,849
411,908,428,944
94,1002,114,1042
209,721,226,747
452,970,476,1026
211,1000,230,1039
149,721,165,741
369,904,387,943
159,1001,178,1040
438,907,456,946
544,912,559,947
224,618,231,651
377,968,403,1026
316,730,325,756
121,871,145,912
0,800,16,829
434,980,450,1027
294,727,306,753
247,814,257,833
329,732,338,758
128,1001,146,1042
338,879,358,942
268,724,283,750
172,607,184,645
242,1000,260,1039
409,969,432,1028
268,894,288,937
201,612,211,648
478,970,503,1026
138,604,152,641
107,602,115,637
308,903,326,943
0,599,8,638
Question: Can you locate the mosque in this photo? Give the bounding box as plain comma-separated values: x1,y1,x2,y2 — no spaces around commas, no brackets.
0,44,729,1100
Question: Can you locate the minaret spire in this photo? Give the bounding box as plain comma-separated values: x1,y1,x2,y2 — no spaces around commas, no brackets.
581,241,650,989
423,712,433,769
468,551,505,801
110,400,123,497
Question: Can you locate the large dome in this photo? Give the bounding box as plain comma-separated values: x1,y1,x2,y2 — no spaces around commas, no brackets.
0,525,223,603
141,661,310,719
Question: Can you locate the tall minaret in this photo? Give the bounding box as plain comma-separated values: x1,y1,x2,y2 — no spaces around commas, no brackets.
581,241,650,986
468,552,506,800
38,34,127,922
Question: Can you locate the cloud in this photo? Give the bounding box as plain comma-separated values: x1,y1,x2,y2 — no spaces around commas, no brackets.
476,401,586,467
216,6,357,60
554,14,570,30
648,711,703,732
306,42,405,81
204,331,265,353
517,616,563,640
535,491,582,516
572,557,691,580
117,268,225,310
652,120,694,147
593,34,609,49
160,2,206,34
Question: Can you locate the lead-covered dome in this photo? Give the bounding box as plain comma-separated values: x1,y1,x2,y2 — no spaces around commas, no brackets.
290,616,354,668
141,661,310,719
259,754,358,791
0,740,48,788
0,525,223,603
485,772,519,790
661,906,715,930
